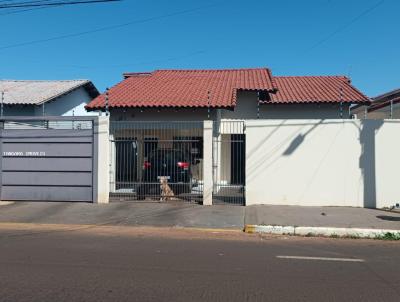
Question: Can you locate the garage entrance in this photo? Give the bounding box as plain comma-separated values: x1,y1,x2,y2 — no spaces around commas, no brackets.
109,121,203,203
0,117,96,202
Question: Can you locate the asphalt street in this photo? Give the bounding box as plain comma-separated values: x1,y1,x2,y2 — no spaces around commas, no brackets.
0,225,399,302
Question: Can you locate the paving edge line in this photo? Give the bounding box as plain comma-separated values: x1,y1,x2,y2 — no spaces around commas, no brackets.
244,224,400,239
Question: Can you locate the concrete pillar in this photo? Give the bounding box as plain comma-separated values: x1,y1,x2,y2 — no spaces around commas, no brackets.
109,133,116,193
203,120,213,205
93,116,110,204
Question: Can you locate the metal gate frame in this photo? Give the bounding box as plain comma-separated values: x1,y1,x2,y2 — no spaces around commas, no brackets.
109,121,204,203
212,120,246,205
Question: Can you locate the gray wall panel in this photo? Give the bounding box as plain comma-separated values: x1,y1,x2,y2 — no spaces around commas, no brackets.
2,172,92,186
2,157,92,172
0,118,96,202
1,186,92,201
2,129,93,143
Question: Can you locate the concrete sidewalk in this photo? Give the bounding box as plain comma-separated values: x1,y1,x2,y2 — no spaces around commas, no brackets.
245,205,400,238
245,205,400,230
0,201,399,233
0,201,245,229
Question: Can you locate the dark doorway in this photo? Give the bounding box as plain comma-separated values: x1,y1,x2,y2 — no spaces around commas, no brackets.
230,134,245,185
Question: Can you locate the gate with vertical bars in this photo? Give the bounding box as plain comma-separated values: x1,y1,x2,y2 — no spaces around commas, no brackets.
109,121,203,203
212,121,246,205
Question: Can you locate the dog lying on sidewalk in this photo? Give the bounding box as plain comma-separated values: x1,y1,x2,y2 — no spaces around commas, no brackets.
159,176,175,201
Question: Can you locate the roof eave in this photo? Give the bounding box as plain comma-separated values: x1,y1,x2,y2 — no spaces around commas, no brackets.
36,80,98,106
262,99,371,105
85,104,234,111
372,88,400,102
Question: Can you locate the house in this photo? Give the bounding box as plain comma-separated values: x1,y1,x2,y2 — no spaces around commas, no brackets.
0,80,100,116
351,88,400,119
85,68,371,204
86,68,369,120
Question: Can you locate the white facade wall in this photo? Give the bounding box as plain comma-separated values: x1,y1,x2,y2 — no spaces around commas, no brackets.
93,117,110,203
203,121,213,205
3,87,97,117
35,87,98,116
245,119,400,208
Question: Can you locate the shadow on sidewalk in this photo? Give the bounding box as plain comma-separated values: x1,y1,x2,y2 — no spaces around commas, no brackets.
376,215,400,222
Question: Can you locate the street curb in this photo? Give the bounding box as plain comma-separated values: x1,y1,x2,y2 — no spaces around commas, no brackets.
244,225,295,235
0,222,243,234
244,224,400,239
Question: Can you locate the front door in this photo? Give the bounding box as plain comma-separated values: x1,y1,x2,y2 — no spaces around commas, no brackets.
230,134,245,185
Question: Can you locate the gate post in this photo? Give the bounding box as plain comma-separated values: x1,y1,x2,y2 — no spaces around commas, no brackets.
203,120,213,205
93,116,110,204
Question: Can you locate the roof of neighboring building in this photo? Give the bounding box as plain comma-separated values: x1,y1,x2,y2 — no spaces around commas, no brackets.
86,68,277,110
372,88,400,102
367,88,400,112
268,76,370,104
0,80,99,105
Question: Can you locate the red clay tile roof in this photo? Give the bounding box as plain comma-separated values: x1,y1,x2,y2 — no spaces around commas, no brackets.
86,68,277,110
268,76,369,104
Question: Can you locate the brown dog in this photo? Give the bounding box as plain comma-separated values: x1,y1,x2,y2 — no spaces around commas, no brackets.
159,176,174,201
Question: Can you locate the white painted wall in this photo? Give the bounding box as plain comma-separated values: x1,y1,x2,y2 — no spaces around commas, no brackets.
93,116,110,203
245,119,400,208
3,87,97,117
374,120,400,207
203,120,213,205
36,87,99,116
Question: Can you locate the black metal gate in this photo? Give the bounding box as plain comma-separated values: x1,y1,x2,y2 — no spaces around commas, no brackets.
212,121,245,205
109,121,203,203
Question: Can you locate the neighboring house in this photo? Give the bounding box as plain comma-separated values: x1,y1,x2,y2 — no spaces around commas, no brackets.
351,88,400,119
86,68,370,120
0,80,99,116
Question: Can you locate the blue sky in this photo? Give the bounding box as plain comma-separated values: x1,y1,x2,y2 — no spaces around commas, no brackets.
0,0,398,96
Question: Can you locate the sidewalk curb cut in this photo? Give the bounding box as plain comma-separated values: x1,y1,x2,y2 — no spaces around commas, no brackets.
244,224,400,239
